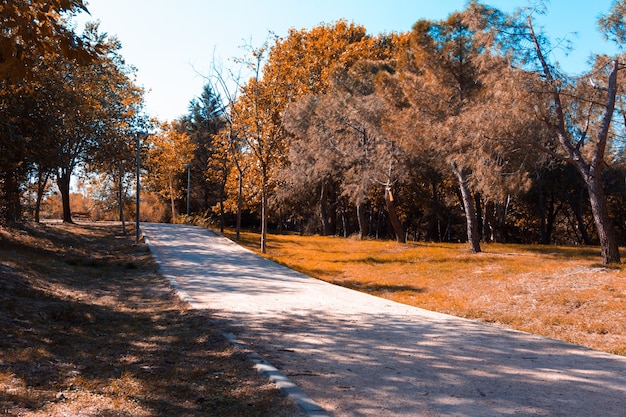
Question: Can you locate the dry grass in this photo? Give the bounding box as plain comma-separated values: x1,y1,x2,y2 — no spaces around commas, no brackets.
0,222,303,416
224,230,626,356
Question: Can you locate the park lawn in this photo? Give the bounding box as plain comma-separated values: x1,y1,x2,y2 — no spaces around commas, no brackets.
224,230,626,356
0,222,302,417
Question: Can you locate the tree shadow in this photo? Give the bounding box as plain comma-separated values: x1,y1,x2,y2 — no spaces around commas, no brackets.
0,223,301,416
339,280,426,294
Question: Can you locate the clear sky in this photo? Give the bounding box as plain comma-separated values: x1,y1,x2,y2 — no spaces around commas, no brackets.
74,0,619,122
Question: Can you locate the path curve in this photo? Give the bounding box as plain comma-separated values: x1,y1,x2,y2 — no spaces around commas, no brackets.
142,223,626,417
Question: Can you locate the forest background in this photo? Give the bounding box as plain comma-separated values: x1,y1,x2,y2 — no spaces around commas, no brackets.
1,0,626,265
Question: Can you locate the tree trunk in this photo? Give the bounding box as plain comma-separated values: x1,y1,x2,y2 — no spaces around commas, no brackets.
236,172,243,241
500,197,512,242
35,187,43,223
485,199,509,243
319,181,330,236
451,162,481,253
537,182,562,245
168,174,176,223
58,168,73,223
219,176,226,233
260,165,268,254
35,170,51,223
484,201,495,242
2,173,22,222
341,208,348,238
0,156,24,223
474,192,484,239
569,187,592,245
219,196,225,233
385,185,405,243
356,201,368,240
426,179,440,242
585,173,620,264
529,21,620,264
328,182,337,235
118,167,126,235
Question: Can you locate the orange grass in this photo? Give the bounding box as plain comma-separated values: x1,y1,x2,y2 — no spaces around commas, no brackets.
224,230,626,356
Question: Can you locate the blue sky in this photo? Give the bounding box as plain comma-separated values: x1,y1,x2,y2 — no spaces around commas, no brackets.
75,0,619,121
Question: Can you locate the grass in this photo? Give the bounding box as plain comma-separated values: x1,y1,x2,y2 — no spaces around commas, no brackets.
223,230,626,356
0,222,303,417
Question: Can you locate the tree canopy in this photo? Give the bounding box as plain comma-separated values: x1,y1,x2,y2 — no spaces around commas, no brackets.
187,2,625,265
0,0,97,79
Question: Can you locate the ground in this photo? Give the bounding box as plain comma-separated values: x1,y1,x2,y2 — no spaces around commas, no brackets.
0,221,304,417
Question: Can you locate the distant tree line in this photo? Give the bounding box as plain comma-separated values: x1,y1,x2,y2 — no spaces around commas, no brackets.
175,1,625,264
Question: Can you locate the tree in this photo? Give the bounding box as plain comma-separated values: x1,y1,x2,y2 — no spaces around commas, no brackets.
183,83,227,216
145,121,196,221
54,24,144,223
0,0,96,223
598,0,626,45
283,61,409,242
384,7,539,252
282,94,343,236
233,43,286,253
202,59,251,239
81,27,146,232
0,20,143,224
531,44,621,265
0,78,41,221
468,1,624,264
9,69,63,223
262,20,397,97
386,14,487,252
233,24,403,251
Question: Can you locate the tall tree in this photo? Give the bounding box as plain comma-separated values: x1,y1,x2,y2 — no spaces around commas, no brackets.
386,8,537,252
388,14,487,252
263,20,397,97
283,61,409,242
183,83,226,215
282,94,342,236
467,1,624,264
55,24,143,223
0,80,31,221
204,60,250,239
232,42,286,253
89,74,146,232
